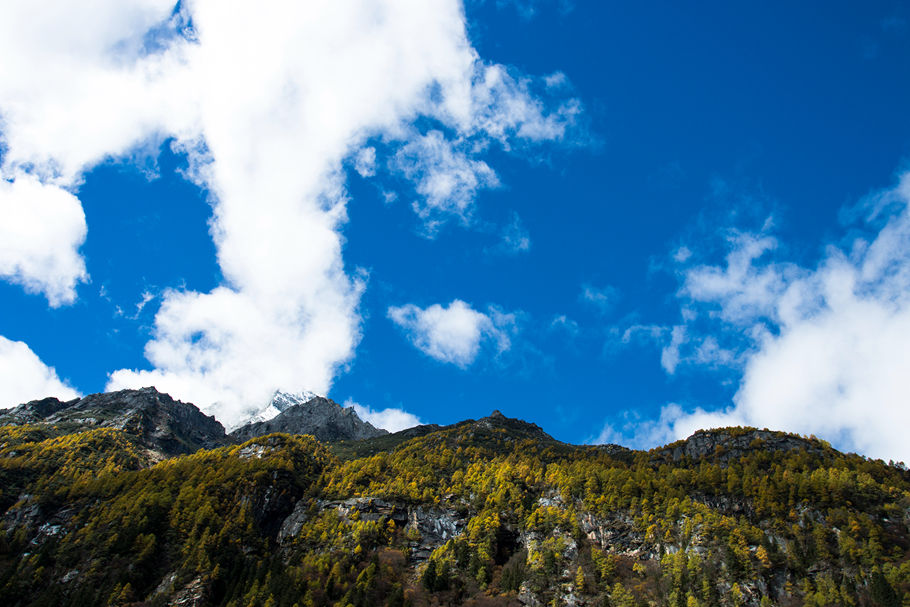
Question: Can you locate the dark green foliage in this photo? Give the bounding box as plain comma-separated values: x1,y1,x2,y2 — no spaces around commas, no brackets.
500,550,527,593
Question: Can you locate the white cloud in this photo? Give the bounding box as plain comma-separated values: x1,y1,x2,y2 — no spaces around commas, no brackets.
549,314,579,336
500,212,531,254
391,63,583,235
672,246,692,263
346,398,422,433
620,324,665,344
388,299,515,367
618,323,724,374
591,403,746,451
353,146,377,178
2,0,580,427
581,283,619,314
115,289,157,320
0,0,197,183
394,130,499,234
605,173,910,462
681,230,801,325
464,63,581,145
590,403,689,449
659,325,686,374
0,336,80,409
133,290,156,317
0,174,88,306
691,335,737,368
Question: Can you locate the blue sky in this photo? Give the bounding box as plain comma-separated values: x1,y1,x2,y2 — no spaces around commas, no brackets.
2,0,910,461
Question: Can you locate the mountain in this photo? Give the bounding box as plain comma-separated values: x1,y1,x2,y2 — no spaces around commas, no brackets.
0,387,230,459
1,399,908,606
229,389,321,431
652,426,830,464
330,409,572,460
230,395,388,443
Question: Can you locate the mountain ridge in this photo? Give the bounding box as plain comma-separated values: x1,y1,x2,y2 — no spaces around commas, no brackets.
228,389,321,431
1,389,908,606
0,388,868,464
230,395,388,443
0,387,230,458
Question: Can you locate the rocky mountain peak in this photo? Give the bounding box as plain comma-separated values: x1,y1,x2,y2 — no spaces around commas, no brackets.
270,390,320,411
0,395,76,423
476,409,547,433
230,396,388,443
657,427,829,463
0,387,230,458
229,389,321,431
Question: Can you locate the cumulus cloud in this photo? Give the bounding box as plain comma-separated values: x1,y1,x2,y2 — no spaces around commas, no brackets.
0,175,88,306
0,1,581,426
0,0,197,183
346,398,422,433
0,336,80,409
388,299,516,367
601,174,910,462
0,2,185,306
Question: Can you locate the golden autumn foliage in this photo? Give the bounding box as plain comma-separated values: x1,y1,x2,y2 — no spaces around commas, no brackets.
0,422,907,607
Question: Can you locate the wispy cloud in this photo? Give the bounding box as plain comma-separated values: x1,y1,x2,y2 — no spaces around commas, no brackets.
393,130,500,235
549,314,579,336
500,212,532,254
580,283,619,314
114,289,158,321
589,404,685,449
353,147,377,178
601,173,910,462
480,0,575,20
389,63,585,236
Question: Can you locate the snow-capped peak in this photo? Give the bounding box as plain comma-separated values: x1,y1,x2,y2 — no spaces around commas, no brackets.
228,389,321,431
270,390,320,412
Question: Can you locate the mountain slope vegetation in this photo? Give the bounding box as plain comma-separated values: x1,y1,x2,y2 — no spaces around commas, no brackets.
0,400,908,607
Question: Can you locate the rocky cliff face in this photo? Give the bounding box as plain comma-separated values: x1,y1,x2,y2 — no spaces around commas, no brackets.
0,387,230,457
230,396,387,443
290,497,469,563
655,427,829,464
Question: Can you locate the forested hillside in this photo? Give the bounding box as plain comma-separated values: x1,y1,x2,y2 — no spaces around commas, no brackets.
1,409,908,607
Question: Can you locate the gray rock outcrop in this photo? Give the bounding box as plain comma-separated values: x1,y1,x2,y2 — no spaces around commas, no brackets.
230,396,387,443
0,387,230,457
657,427,827,463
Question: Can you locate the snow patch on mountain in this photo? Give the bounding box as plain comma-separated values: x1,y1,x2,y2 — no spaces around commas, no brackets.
230,390,320,431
